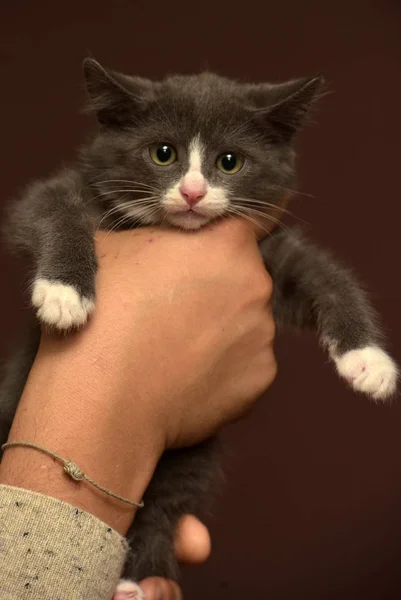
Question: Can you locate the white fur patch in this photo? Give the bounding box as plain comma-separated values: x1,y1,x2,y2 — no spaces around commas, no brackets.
333,346,398,401
125,203,162,226
162,135,229,228
32,278,94,330
188,135,203,171
113,579,144,600
163,181,229,229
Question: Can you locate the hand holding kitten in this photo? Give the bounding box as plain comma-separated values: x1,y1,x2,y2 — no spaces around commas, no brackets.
1,218,276,528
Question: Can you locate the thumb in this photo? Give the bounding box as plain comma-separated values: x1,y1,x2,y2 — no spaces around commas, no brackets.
174,515,211,564
137,516,210,600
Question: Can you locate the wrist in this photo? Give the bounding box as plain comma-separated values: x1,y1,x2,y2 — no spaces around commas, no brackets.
0,334,162,535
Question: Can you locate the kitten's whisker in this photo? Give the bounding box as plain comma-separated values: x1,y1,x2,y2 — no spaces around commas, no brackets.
108,200,161,224
86,176,158,191
227,207,274,236
134,207,161,225
89,192,159,209
93,180,156,188
98,197,160,227
238,205,290,230
99,199,132,228
102,217,134,238
101,198,160,216
228,205,287,233
232,199,290,220
232,197,307,224
96,183,159,193
107,216,131,231
232,197,296,216
99,198,159,219
273,186,316,199
105,205,158,233
82,180,160,200
112,191,161,198
89,189,159,202
99,199,133,232
110,206,161,231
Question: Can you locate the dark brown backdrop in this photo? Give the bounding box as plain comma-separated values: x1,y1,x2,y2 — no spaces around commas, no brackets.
1,2,400,599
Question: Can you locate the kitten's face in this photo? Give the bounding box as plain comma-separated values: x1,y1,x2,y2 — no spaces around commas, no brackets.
149,135,232,230
82,62,323,230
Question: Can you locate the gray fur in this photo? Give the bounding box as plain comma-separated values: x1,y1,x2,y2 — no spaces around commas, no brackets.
0,60,396,583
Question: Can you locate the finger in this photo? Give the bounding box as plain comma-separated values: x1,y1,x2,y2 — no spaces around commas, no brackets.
139,577,182,600
136,517,210,599
174,515,211,564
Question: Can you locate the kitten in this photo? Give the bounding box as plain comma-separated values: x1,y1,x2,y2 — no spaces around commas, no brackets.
0,59,398,599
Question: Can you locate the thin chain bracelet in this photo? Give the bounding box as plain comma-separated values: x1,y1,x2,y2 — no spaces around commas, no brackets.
1,441,144,509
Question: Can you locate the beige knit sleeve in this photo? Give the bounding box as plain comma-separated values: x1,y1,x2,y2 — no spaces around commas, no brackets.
0,484,129,600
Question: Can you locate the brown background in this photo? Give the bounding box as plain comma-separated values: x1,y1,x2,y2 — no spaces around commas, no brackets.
0,1,400,598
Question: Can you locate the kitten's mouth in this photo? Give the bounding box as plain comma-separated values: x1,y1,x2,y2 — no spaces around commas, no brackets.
165,207,214,230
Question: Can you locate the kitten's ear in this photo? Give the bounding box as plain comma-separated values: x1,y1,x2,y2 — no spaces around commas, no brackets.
83,58,153,126
248,75,325,142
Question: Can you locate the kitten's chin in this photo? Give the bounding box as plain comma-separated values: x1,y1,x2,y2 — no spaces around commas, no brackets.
166,212,213,230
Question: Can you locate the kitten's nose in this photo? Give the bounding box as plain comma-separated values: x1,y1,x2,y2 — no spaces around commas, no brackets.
179,179,207,207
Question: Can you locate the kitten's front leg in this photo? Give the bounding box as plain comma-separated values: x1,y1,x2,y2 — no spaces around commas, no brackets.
31,280,95,331
260,230,398,401
7,170,97,330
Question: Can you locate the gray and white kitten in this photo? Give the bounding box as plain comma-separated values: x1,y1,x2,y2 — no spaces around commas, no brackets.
0,59,398,598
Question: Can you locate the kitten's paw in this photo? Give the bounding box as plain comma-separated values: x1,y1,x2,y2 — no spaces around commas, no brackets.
113,579,145,600
32,278,94,330
334,346,398,401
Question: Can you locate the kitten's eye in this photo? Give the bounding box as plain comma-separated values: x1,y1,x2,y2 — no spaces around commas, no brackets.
150,144,177,166
216,152,243,174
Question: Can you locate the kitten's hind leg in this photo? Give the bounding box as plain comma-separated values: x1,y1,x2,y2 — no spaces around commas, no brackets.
123,440,220,584
260,229,398,401
6,170,97,331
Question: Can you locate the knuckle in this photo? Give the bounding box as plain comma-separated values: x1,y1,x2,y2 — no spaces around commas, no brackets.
265,313,276,340
268,355,278,384
254,269,273,301
160,579,182,600
256,351,278,393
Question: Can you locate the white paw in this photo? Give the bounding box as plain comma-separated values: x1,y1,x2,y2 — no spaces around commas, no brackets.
32,278,94,330
334,346,398,401
113,579,145,600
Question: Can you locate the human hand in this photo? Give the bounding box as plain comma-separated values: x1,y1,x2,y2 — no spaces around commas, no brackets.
90,219,276,449
1,218,276,533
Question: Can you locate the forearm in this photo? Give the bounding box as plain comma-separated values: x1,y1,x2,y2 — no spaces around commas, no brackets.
0,222,276,599
0,331,161,535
